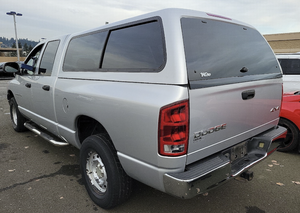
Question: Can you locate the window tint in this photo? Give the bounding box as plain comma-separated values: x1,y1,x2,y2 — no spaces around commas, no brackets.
63,31,108,71
39,40,60,76
102,21,165,71
278,59,300,75
181,18,281,85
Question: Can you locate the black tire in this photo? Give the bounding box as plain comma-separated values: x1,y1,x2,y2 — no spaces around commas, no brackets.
278,118,299,152
9,97,27,132
80,134,132,209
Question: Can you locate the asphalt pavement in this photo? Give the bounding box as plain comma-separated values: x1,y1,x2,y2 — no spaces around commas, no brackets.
1,79,300,213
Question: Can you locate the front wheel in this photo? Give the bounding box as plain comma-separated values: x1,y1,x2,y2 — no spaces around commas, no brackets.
277,118,299,152
9,97,27,132
80,134,132,209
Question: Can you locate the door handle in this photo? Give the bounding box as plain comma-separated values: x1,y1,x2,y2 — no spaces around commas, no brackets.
242,90,255,100
42,85,50,91
25,83,31,88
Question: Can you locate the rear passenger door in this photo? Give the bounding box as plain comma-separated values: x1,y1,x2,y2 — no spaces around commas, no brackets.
30,40,60,134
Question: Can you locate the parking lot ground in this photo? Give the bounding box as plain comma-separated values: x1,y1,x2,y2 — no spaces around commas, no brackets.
1,79,300,213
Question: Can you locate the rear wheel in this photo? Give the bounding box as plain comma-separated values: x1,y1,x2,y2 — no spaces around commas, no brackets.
80,134,132,209
278,118,299,152
9,97,27,132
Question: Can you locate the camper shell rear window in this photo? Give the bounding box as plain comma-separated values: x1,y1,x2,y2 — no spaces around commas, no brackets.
181,17,281,89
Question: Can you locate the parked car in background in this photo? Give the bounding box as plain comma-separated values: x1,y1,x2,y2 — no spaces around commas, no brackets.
0,61,22,78
276,53,300,153
277,53,300,93
0,62,5,73
0,62,13,78
278,91,300,153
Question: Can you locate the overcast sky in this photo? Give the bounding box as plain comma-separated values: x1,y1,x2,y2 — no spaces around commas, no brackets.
1,0,300,42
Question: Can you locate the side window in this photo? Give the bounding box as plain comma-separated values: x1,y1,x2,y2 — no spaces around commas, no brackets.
102,21,165,71
39,40,60,76
63,31,108,71
63,20,165,72
22,44,44,75
279,59,300,75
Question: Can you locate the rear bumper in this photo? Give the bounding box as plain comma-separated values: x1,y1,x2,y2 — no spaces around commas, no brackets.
163,125,286,199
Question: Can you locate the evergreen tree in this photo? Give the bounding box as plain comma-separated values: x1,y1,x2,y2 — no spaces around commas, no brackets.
9,38,14,46
18,42,22,56
10,43,16,57
23,43,29,56
0,37,38,57
0,37,38,49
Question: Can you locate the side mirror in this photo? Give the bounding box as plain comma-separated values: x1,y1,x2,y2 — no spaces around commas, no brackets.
3,62,20,74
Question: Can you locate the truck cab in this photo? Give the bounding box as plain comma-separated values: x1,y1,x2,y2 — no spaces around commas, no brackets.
4,8,286,209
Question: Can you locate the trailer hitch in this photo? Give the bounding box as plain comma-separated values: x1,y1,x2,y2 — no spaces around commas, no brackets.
240,170,254,181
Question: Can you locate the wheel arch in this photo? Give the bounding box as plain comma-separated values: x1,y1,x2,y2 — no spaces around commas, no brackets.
76,115,112,145
280,105,300,131
7,90,14,101
280,116,300,132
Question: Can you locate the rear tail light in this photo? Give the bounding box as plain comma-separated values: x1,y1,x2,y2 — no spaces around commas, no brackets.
158,100,189,156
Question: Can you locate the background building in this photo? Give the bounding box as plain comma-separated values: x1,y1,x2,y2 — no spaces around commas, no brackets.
0,42,25,62
264,32,300,53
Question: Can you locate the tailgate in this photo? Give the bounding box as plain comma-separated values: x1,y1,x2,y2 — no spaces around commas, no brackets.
180,17,283,164
187,79,282,164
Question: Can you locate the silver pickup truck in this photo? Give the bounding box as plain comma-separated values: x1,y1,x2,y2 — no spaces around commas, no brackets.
3,9,286,209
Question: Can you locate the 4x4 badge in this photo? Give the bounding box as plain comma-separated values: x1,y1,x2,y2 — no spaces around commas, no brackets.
270,106,280,112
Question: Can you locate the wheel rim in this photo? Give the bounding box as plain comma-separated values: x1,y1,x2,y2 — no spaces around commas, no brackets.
11,104,18,125
86,151,108,194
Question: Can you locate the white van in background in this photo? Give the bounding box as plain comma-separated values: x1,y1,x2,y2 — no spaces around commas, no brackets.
277,53,300,93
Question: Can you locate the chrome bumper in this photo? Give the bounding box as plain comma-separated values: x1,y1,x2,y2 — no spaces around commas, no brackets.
163,126,286,199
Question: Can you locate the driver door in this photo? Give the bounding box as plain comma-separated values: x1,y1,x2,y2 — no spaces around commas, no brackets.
14,44,44,119
29,40,61,135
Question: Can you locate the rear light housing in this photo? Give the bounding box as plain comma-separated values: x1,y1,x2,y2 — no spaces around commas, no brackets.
158,100,189,156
